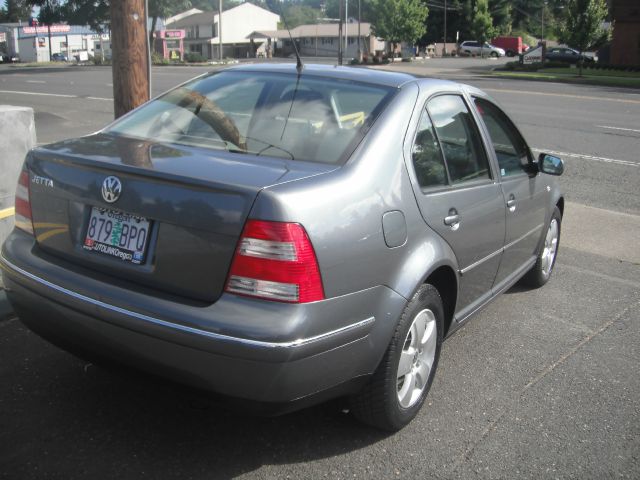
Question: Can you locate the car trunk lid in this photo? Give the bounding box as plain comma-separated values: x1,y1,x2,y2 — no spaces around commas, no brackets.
25,133,336,303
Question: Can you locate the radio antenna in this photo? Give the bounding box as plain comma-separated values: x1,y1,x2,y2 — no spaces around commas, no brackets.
279,4,303,73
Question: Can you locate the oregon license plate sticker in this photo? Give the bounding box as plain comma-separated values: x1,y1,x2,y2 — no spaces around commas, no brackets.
83,207,151,264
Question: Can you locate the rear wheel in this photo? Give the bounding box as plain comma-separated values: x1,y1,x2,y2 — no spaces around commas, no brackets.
350,284,443,431
522,206,561,287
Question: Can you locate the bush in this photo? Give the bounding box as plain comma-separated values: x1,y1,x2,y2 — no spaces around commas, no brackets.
151,52,169,65
543,60,570,69
184,52,206,63
90,54,111,66
584,63,640,72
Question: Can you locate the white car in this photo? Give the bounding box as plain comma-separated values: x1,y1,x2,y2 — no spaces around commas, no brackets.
458,41,505,57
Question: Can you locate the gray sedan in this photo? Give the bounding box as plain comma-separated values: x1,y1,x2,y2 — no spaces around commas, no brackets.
0,64,564,431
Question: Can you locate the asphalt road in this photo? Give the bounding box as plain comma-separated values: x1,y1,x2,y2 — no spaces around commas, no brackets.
0,61,638,479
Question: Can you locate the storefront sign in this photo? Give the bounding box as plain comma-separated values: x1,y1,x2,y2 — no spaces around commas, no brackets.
522,46,543,65
23,25,71,35
163,30,185,39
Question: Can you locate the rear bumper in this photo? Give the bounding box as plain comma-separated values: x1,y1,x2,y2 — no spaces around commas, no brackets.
1,230,406,405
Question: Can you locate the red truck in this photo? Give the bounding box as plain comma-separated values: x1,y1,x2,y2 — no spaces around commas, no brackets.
491,36,525,57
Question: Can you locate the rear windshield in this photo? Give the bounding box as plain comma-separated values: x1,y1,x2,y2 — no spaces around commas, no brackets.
105,71,395,164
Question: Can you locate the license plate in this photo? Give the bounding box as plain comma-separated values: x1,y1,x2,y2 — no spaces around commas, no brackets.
83,207,151,264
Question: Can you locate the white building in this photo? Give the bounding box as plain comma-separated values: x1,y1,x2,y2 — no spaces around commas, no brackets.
165,3,279,59
250,22,386,58
0,23,110,62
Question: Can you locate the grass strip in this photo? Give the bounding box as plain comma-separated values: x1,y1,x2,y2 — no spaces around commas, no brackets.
491,70,640,88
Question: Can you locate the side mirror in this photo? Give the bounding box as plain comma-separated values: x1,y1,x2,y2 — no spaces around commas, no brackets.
538,153,564,176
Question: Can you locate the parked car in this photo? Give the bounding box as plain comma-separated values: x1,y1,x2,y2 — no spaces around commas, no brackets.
51,53,68,62
458,40,505,57
0,52,20,63
1,64,565,431
545,47,595,64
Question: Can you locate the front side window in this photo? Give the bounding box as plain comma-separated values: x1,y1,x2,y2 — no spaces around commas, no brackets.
105,71,394,164
426,95,490,185
474,97,531,177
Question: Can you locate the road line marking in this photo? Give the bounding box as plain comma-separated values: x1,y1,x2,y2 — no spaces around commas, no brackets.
0,207,15,220
596,125,640,133
485,87,640,105
26,80,46,84
0,90,76,98
0,90,113,101
533,148,638,167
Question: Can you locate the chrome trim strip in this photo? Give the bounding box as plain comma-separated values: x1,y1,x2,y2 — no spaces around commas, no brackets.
0,254,375,350
460,248,503,276
459,223,544,276
504,224,544,251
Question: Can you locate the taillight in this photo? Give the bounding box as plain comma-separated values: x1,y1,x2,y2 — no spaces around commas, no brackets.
225,220,325,303
14,170,34,235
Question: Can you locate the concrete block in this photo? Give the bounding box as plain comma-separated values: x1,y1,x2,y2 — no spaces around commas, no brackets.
0,106,36,248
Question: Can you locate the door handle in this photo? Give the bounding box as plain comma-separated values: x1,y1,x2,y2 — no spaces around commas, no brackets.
444,208,460,230
507,195,516,212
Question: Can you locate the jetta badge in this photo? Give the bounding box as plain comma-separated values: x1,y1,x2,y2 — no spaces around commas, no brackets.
101,176,122,203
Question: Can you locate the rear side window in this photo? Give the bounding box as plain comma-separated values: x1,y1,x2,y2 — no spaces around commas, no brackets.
473,98,531,177
426,95,491,185
105,71,394,164
412,109,447,188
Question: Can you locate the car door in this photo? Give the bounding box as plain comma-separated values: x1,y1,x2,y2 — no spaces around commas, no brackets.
472,97,548,289
409,94,506,319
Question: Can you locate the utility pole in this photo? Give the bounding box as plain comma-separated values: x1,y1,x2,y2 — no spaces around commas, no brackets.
357,0,361,62
218,0,223,60
110,0,150,118
338,0,343,65
540,1,547,44
443,0,447,56
344,0,348,52
47,24,52,60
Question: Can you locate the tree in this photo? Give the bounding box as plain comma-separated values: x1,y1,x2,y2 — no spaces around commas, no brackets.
62,0,110,32
279,4,321,28
0,0,33,22
489,0,512,35
469,0,496,56
32,0,64,59
558,0,609,75
148,0,191,46
370,0,428,54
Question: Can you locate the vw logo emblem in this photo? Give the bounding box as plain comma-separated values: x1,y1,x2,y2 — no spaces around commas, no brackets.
101,176,122,203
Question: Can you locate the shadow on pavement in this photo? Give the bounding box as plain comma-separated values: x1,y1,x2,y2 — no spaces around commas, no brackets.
0,324,388,479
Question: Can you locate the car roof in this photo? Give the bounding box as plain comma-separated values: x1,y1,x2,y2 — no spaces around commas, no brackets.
224,63,418,88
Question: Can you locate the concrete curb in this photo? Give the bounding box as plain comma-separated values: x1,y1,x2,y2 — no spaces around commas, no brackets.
0,105,36,321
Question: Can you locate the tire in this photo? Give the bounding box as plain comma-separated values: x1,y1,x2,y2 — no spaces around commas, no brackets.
350,284,444,431
491,51,499,58
521,206,562,288
506,50,515,57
